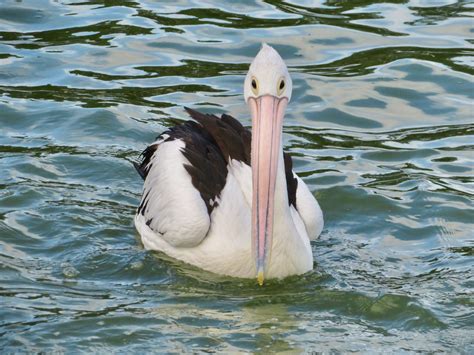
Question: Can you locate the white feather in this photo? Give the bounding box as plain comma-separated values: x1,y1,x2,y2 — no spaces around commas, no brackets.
139,139,210,248
295,175,324,240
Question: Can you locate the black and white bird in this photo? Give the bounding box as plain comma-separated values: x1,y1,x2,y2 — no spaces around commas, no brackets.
134,44,323,285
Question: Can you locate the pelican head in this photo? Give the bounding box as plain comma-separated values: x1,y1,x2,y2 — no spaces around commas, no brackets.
245,44,293,285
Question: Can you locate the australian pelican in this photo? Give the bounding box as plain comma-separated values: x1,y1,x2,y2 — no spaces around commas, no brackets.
134,44,323,285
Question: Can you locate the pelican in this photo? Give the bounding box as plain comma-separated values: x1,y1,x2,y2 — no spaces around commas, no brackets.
134,44,323,285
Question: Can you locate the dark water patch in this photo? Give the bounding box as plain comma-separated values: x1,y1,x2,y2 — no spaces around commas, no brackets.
0,53,21,59
393,63,474,99
408,1,473,26
311,36,355,45
306,107,383,128
0,84,223,108
347,97,387,108
136,5,404,36
375,86,456,115
297,46,474,77
0,20,153,49
448,246,474,257
148,41,300,62
72,60,249,82
361,148,436,162
0,6,48,24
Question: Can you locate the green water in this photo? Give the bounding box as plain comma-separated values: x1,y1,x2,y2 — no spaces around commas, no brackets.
1,0,473,352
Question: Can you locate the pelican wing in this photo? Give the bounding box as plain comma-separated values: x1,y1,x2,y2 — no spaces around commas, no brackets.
294,175,324,240
283,151,323,240
134,120,227,247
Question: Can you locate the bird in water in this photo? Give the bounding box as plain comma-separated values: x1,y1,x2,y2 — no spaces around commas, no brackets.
134,43,323,285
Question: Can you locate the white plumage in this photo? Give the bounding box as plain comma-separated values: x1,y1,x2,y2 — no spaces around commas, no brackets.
135,139,323,279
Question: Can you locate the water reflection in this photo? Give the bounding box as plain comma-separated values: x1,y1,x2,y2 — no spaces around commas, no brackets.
0,0,473,352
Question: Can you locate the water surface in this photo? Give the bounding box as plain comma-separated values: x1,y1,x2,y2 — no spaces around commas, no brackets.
1,0,473,352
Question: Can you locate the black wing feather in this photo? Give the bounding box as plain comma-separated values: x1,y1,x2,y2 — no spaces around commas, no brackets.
184,107,251,164
134,144,158,180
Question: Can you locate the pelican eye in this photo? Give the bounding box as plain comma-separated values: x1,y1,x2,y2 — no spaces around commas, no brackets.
277,78,285,95
251,76,259,95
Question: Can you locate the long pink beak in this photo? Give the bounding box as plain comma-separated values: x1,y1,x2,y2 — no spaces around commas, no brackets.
248,95,288,285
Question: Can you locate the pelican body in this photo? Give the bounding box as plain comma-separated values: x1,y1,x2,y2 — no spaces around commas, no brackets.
134,44,323,284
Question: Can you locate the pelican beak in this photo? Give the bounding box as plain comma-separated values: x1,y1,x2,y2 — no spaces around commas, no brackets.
248,95,288,286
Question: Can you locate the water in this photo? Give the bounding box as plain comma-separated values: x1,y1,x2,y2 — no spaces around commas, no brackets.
1,0,473,352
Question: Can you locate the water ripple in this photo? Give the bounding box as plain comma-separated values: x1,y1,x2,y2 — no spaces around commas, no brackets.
0,0,473,352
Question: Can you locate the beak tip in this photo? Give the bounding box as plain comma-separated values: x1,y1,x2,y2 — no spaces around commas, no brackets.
257,270,265,286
